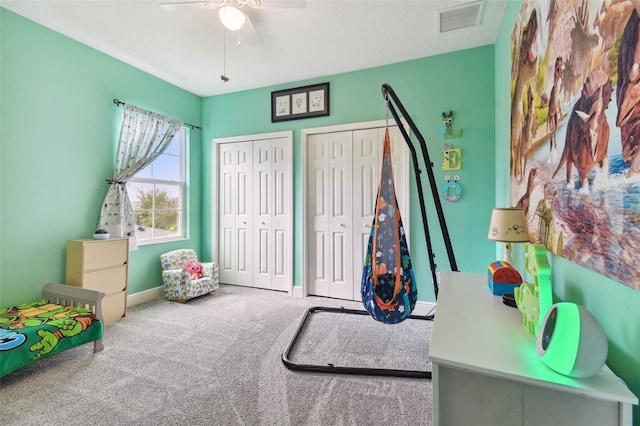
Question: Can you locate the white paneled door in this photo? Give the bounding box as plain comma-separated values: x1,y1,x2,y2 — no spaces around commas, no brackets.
216,132,292,292
308,131,354,300
219,141,253,287
308,125,408,301
253,138,290,291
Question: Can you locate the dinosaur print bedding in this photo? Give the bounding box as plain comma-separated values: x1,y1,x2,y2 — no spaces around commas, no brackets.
0,298,103,378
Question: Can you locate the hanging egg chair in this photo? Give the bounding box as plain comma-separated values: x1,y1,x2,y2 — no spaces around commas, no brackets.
361,128,417,324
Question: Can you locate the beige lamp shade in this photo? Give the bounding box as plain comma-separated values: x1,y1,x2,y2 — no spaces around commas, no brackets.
488,208,530,264
488,208,530,242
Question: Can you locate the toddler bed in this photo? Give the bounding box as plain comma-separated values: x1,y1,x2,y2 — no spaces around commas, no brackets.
0,283,104,378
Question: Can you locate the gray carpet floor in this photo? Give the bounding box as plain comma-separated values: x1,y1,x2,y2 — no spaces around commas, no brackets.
0,284,433,425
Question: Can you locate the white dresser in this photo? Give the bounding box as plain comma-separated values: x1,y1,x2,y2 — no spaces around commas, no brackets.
66,238,128,324
429,271,638,426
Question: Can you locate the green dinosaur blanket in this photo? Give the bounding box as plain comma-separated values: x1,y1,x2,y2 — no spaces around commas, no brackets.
0,299,103,378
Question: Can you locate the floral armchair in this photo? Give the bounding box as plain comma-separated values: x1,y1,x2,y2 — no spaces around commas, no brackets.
160,249,219,302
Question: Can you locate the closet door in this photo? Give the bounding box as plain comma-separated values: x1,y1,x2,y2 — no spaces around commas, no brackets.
254,141,271,290
253,137,290,291
269,137,291,292
308,125,408,301
219,141,253,286
352,126,408,297
216,131,292,292
352,128,381,298
387,126,409,218
308,131,354,299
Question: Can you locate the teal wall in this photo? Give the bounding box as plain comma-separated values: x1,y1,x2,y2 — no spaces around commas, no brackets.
2,7,496,308
0,9,202,306
201,46,497,302
496,2,640,424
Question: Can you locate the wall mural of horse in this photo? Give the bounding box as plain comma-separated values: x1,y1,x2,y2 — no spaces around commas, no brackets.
511,0,640,291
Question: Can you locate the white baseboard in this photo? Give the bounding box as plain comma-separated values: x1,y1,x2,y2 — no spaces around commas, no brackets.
127,285,164,307
414,300,437,316
291,285,303,298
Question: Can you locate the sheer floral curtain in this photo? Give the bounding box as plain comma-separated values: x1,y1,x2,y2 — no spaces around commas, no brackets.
99,103,182,249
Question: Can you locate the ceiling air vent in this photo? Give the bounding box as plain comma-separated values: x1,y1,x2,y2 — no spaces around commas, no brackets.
438,1,485,33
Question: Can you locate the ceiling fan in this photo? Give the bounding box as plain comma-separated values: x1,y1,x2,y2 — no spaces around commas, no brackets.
159,0,306,45
160,0,305,82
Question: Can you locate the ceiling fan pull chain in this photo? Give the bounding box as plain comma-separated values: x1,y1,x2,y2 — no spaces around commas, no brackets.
221,29,230,82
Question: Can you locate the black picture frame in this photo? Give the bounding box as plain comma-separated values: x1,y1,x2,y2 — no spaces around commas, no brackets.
271,82,330,122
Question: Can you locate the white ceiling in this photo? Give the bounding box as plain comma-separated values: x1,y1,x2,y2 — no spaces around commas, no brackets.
0,0,508,97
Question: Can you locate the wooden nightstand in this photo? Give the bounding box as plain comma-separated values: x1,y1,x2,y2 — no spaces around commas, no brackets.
66,238,129,324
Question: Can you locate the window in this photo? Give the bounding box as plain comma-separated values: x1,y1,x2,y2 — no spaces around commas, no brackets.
127,127,187,244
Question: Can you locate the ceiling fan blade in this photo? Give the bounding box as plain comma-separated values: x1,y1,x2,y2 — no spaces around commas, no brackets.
243,0,306,9
159,1,221,12
238,15,262,45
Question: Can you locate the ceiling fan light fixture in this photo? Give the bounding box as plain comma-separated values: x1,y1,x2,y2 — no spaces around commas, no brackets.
219,6,246,31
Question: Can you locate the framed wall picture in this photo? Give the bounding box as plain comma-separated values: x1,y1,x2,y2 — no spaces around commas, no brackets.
271,82,329,122
274,94,290,118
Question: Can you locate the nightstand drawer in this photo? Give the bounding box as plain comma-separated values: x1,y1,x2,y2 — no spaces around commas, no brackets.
102,290,126,324
80,239,128,271
82,266,127,294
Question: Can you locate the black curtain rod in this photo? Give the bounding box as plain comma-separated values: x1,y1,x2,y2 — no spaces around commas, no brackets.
113,99,202,131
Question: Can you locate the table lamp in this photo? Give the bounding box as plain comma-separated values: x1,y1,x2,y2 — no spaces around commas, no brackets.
488,207,530,264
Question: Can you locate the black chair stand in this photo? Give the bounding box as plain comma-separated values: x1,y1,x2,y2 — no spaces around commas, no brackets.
281,84,458,379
